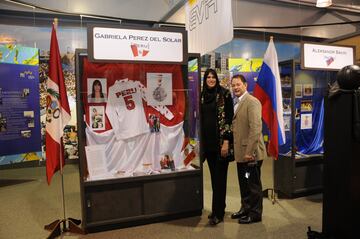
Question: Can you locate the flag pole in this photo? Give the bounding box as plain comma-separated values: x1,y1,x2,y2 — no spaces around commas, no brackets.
53,17,67,225
44,18,85,238
260,35,277,205
269,35,277,204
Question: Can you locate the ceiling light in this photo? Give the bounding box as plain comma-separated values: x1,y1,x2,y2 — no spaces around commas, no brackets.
316,0,332,8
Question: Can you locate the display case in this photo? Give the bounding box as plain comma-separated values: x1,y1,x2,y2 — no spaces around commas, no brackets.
274,60,336,198
75,25,202,232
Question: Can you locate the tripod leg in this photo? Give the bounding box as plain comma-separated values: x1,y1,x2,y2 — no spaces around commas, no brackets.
67,220,86,235
44,219,60,231
46,220,62,239
68,217,81,226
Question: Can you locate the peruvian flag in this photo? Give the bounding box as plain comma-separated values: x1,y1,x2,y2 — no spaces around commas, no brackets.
45,24,71,185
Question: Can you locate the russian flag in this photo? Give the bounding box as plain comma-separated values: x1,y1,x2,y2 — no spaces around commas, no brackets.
253,38,285,159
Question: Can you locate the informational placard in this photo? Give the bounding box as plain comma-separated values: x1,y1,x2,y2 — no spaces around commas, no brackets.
0,61,41,156
301,42,355,71
88,25,187,64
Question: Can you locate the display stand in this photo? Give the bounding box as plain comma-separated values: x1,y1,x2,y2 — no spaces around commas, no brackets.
274,60,335,198
75,27,203,232
323,89,360,238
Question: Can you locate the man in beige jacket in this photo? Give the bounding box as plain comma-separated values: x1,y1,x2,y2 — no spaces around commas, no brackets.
231,74,267,224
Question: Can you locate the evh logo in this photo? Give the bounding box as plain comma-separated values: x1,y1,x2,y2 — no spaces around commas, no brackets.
131,43,150,57
189,0,218,31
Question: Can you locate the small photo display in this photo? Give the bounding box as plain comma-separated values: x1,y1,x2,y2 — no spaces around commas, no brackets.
90,106,105,130
22,88,30,98
21,130,32,138
281,75,291,87
27,118,35,128
146,73,172,106
148,114,160,132
301,100,313,112
283,100,291,114
160,154,175,171
295,84,302,98
0,114,7,132
23,111,34,118
282,89,291,99
301,113,312,130
303,84,313,96
88,78,107,103
284,115,291,131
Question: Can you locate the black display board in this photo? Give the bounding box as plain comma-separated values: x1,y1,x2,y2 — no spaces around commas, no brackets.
323,91,360,238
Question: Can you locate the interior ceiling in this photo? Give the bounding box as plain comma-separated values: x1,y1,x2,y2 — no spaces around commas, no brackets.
0,0,360,39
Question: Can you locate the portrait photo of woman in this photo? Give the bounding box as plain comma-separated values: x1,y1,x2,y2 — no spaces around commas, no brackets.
88,78,107,103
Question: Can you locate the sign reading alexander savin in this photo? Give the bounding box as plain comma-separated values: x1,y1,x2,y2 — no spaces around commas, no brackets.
88,26,186,64
302,42,355,71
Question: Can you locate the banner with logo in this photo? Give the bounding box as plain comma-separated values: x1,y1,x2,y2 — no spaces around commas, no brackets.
185,0,233,55
88,26,187,64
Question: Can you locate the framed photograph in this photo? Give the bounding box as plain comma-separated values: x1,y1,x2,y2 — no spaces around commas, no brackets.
23,111,34,118
301,100,313,112
303,84,313,96
21,130,32,138
90,106,105,130
301,113,312,130
88,78,107,103
283,100,291,114
284,115,291,131
146,73,173,106
282,88,291,99
295,84,302,98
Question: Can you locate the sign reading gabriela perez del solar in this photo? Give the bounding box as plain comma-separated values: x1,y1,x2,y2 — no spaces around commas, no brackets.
88,25,187,63
301,42,355,71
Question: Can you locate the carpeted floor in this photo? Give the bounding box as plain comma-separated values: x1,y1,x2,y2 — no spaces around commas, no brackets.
0,159,322,239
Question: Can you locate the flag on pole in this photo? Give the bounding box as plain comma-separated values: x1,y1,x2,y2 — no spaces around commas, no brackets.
45,23,71,184
253,38,285,158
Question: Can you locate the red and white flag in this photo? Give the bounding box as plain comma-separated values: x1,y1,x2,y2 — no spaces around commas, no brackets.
45,24,71,185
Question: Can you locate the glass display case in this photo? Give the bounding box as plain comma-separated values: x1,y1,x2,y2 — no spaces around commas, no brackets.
274,60,336,198
75,40,203,231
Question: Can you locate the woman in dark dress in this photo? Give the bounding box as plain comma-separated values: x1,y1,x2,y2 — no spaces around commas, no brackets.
201,68,234,225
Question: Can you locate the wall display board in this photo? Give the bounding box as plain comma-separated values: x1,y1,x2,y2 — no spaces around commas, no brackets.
275,60,336,198
76,25,202,232
0,45,41,159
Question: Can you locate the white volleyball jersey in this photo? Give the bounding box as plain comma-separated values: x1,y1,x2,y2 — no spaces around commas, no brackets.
106,79,174,140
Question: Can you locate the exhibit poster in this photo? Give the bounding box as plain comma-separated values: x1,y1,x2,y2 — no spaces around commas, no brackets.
228,58,263,92
0,46,41,157
188,58,199,139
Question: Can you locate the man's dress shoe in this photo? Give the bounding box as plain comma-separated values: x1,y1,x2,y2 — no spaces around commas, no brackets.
231,209,247,219
208,212,214,219
238,215,261,224
209,216,223,226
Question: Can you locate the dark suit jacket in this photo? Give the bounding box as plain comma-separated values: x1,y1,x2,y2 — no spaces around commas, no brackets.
232,93,266,163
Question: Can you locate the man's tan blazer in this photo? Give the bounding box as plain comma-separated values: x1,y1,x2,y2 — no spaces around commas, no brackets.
232,93,267,163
